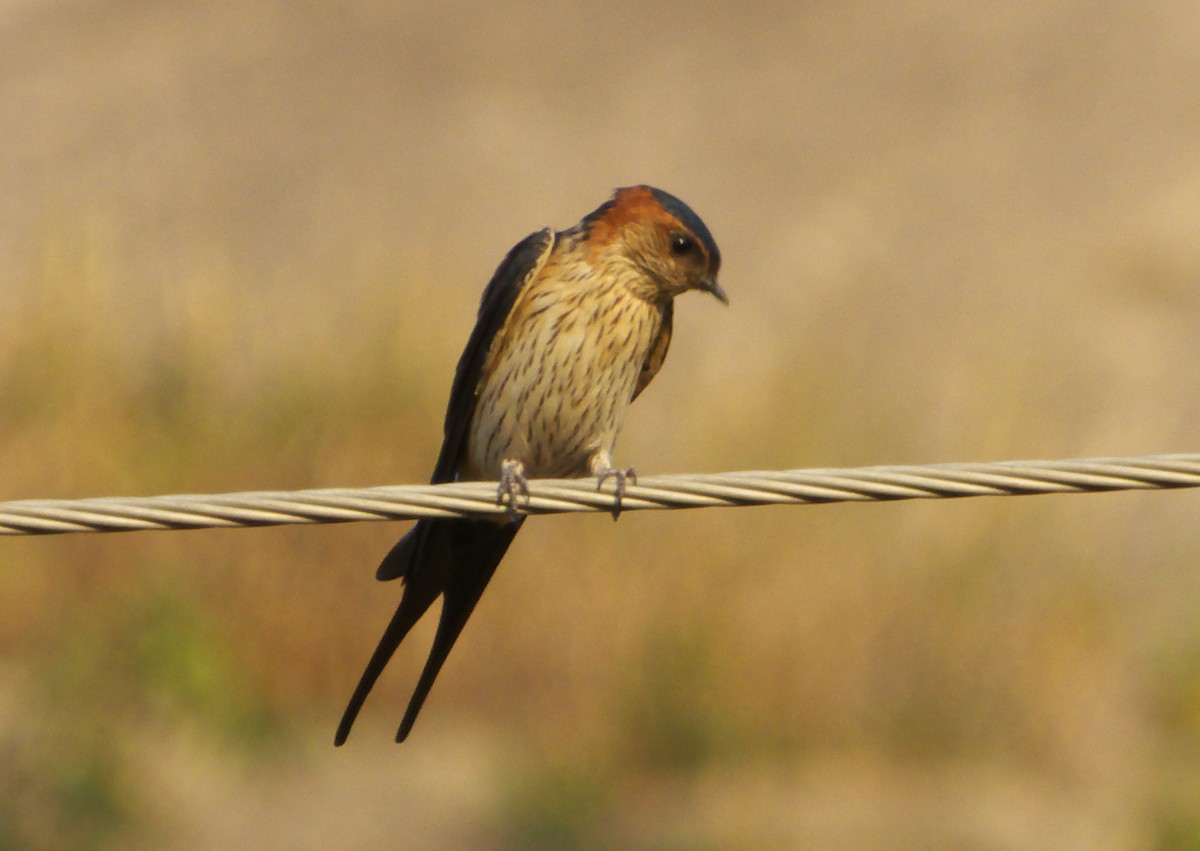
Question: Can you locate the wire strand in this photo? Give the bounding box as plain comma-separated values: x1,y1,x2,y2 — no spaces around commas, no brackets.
1,453,1197,536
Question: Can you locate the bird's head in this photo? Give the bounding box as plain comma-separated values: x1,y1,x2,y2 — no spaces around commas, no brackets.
582,185,727,304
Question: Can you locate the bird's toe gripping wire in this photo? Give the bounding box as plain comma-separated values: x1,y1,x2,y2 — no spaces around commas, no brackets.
496,459,530,520
596,466,637,521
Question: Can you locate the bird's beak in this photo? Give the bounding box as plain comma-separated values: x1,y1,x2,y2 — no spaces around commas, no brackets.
699,277,729,305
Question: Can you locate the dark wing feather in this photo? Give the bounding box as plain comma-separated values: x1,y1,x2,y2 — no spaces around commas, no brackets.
336,230,554,745
632,300,673,402
431,228,556,483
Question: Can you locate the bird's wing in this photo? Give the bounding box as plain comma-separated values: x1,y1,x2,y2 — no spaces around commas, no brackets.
431,228,556,484
631,299,673,402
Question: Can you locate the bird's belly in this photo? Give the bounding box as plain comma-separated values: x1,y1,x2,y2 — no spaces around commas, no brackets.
466,292,660,480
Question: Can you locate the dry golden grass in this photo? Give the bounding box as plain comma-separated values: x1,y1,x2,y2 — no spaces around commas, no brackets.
3,1,1200,848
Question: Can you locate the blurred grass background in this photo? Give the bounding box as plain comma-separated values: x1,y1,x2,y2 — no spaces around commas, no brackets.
3,0,1200,848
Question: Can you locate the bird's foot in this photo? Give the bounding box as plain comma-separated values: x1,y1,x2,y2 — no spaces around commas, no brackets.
596,466,637,521
497,459,530,520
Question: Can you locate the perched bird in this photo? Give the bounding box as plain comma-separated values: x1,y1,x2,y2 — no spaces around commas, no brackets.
335,185,726,745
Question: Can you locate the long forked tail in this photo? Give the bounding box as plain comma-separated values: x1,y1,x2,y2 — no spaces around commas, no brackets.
335,517,523,745
334,521,435,745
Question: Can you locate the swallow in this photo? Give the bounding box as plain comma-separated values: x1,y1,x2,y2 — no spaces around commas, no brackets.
335,185,726,744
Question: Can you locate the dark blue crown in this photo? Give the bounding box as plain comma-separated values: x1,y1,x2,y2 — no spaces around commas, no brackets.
649,187,721,271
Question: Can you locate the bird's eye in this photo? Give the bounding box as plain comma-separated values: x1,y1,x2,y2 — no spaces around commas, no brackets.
669,233,696,256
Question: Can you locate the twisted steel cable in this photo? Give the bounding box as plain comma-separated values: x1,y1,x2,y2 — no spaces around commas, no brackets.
1,454,1197,537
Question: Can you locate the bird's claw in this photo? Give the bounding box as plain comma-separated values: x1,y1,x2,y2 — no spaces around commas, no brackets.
596,466,637,520
497,460,530,520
